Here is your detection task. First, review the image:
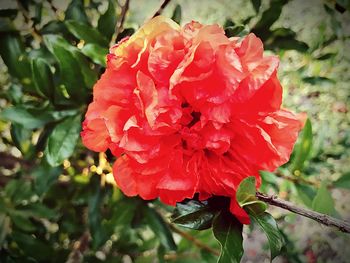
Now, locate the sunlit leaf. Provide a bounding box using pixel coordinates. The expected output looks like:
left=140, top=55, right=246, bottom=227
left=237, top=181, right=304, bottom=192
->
left=312, top=181, right=336, bottom=216
left=333, top=172, right=350, bottom=189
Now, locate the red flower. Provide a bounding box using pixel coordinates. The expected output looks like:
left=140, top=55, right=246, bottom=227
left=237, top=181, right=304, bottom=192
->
left=81, top=16, right=303, bottom=224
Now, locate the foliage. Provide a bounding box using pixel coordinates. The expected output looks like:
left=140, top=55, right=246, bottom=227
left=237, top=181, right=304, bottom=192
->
left=0, top=0, right=349, bottom=262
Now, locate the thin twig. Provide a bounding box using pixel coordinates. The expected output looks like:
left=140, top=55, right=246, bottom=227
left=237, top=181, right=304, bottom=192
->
left=152, top=0, right=172, bottom=18
left=169, top=224, right=220, bottom=256
left=115, top=0, right=130, bottom=37
left=256, top=192, right=350, bottom=233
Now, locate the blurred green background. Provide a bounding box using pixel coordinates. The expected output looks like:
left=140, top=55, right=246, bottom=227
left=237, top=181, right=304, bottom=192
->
left=0, top=0, right=349, bottom=262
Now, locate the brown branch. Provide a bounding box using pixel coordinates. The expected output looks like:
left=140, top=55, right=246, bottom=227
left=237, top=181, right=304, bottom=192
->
left=152, top=0, right=172, bottom=18
left=169, top=224, right=220, bottom=256
left=115, top=0, right=130, bottom=37
left=256, top=192, right=350, bottom=233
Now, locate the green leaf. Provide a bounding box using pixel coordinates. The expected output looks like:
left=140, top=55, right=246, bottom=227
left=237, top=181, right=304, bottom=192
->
left=81, top=43, right=107, bottom=66
left=65, top=20, right=109, bottom=47
left=236, top=176, right=256, bottom=206
left=1, top=106, right=55, bottom=129
left=333, top=172, right=350, bottom=189
left=97, top=0, right=117, bottom=40
left=116, top=27, right=135, bottom=42
left=9, top=212, right=36, bottom=232
left=251, top=0, right=290, bottom=41
left=302, top=76, right=335, bottom=85
left=32, top=162, right=62, bottom=196
left=45, top=114, right=81, bottom=166
left=312, top=181, right=335, bottom=216
left=171, top=4, right=182, bottom=24
left=243, top=200, right=267, bottom=215
left=31, top=57, right=55, bottom=101
left=295, top=184, right=316, bottom=208
left=251, top=0, right=261, bottom=13
left=0, top=33, right=32, bottom=86
left=315, top=52, right=336, bottom=60
left=291, top=119, right=313, bottom=173
left=250, top=212, right=284, bottom=260
left=213, top=211, right=243, bottom=263
left=10, top=123, right=32, bottom=154
left=44, top=34, right=96, bottom=102
left=171, top=200, right=217, bottom=230
left=143, top=206, right=177, bottom=251
left=0, top=214, right=10, bottom=246
left=65, top=0, right=89, bottom=24
left=224, top=25, right=246, bottom=37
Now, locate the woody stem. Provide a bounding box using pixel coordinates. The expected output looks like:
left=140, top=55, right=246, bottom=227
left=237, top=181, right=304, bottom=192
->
left=256, top=192, right=350, bottom=233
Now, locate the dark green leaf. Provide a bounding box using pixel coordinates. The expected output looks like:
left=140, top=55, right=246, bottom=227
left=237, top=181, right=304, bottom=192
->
left=41, top=20, right=70, bottom=36
left=32, top=162, right=62, bottom=196
left=0, top=33, right=32, bottom=86
left=252, top=0, right=289, bottom=39
left=312, top=182, right=335, bottom=215
left=302, top=76, right=335, bottom=85
left=213, top=211, right=243, bottom=263
left=291, top=119, right=313, bottom=173
left=65, top=20, right=109, bottom=47
left=10, top=123, right=32, bottom=154
left=0, top=9, right=18, bottom=19
left=44, top=34, right=95, bottom=102
left=250, top=212, right=284, bottom=260
left=9, top=213, right=36, bottom=232
left=144, top=206, right=177, bottom=251
left=31, top=57, right=55, bottom=101
left=97, top=0, right=117, bottom=40
left=65, top=0, right=89, bottom=24
left=333, top=172, right=350, bottom=189
left=224, top=25, right=246, bottom=37
left=81, top=43, right=107, bottom=66
left=315, top=52, right=336, bottom=60
left=0, top=17, right=16, bottom=32
left=171, top=4, right=182, bottom=24
left=236, top=176, right=256, bottom=206
left=1, top=106, right=55, bottom=129
left=243, top=200, right=267, bottom=215
left=12, top=231, right=53, bottom=261
left=32, top=3, right=42, bottom=25
left=45, top=114, right=81, bottom=166
left=251, top=0, right=261, bottom=13
left=171, top=200, right=216, bottom=230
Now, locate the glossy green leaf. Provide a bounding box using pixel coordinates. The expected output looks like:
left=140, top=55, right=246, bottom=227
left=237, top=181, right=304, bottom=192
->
left=65, top=20, right=109, bottom=47
left=250, top=212, right=284, bottom=260
left=81, top=43, right=107, bottom=66
left=144, top=206, right=177, bottom=251
left=291, top=119, right=313, bottom=173
left=333, top=172, right=350, bottom=189
left=171, top=200, right=216, bottom=230
left=65, top=0, right=89, bottom=24
left=31, top=57, right=55, bottom=101
left=312, top=181, right=335, bottom=215
left=44, top=34, right=95, bottom=102
left=213, top=211, right=243, bottom=263
left=45, top=114, right=81, bottom=166
left=97, top=0, right=117, bottom=40
left=243, top=200, right=268, bottom=215
left=171, top=4, right=182, bottom=24
left=9, top=212, right=36, bottom=232
left=236, top=176, right=256, bottom=206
